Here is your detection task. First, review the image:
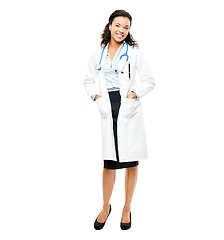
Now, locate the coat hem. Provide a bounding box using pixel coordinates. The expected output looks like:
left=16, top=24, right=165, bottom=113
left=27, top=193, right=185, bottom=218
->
left=103, top=157, right=148, bottom=163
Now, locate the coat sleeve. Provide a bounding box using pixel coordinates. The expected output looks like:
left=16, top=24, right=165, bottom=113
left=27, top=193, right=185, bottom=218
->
left=131, top=49, right=155, bottom=98
left=83, top=50, right=100, bottom=101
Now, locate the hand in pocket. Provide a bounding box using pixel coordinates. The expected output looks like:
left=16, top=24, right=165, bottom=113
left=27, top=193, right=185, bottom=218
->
left=96, top=97, right=108, bottom=119
left=122, top=98, right=139, bottom=118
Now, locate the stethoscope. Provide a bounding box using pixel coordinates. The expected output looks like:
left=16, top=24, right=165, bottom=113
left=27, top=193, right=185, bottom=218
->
left=95, top=41, right=129, bottom=71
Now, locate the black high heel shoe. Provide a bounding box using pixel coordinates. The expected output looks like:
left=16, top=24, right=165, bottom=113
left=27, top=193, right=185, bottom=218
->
left=120, top=212, right=131, bottom=230
left=94, top=205, right=112, bottom=230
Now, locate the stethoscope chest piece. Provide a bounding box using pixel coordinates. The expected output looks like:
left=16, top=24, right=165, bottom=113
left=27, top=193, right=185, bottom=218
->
left=95, top=64, right=101, bottom=70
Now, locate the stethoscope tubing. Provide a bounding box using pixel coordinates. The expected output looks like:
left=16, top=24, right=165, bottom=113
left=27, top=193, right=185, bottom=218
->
left=95, top=41, right=129, bottom=71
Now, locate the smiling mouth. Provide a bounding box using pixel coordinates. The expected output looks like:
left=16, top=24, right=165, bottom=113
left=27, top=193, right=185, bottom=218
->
left=116, top=33, right=124, bottom=38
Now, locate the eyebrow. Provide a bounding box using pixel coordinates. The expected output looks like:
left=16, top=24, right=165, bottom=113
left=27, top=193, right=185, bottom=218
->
left=115, top=23, right=130, bottom=27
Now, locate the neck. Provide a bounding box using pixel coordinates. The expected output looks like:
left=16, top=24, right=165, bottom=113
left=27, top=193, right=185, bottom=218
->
left=108, top=38, right=123, bottom=50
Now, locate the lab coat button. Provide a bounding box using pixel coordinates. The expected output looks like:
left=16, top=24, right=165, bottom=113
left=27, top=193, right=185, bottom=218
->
left=121, top=71, right=124, bottom=74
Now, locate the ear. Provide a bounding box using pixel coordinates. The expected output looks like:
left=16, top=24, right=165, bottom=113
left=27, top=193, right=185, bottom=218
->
left=109, top=24, right=112, bottom=31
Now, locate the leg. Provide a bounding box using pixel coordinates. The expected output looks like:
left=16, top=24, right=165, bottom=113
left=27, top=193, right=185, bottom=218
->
left=97, top=168, right=116, bottom=223
left=122, top=166, right=138, bottom=223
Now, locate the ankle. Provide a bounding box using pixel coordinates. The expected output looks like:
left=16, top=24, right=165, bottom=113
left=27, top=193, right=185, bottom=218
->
left=123, top=205, right=131, bottom=212
left=103, top=203, right=110, bottom=210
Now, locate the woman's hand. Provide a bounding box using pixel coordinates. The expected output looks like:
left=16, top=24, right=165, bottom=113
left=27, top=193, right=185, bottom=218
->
left=94, top=95, right=102, bottom=101
left=127, top=92, right=137, bottom=99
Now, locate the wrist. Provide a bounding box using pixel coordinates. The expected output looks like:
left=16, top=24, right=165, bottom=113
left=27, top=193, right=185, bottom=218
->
left=131, top=92, right=137, bottom=98
left=128, top=92, right=136, bottom=99
left=94, top=94, right=101, bottom=100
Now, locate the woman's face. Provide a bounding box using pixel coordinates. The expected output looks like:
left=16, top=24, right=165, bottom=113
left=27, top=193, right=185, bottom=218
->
left=109, top=16, right=131, bottom=43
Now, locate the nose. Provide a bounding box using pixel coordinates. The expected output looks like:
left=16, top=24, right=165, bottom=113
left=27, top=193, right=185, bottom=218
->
left=118, top=27, right=124, bottom=33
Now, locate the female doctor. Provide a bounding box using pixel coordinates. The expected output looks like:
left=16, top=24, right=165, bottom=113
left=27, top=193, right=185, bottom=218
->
left=83, top=10, right=155, bottom=230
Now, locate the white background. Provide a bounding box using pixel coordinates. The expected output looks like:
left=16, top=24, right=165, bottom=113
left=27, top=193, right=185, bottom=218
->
left=0, top=0, right=224, bottom=239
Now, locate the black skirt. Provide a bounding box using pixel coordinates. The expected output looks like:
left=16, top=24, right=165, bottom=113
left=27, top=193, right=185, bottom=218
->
left=104, top=91, right=139, bottom=170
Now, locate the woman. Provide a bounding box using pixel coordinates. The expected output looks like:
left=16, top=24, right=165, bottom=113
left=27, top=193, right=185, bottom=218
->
left=83, top=10, right=155, bottom=230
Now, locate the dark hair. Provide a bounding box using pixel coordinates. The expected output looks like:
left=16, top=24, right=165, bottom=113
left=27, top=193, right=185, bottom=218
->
left=100, top=10, right=138, bottom=48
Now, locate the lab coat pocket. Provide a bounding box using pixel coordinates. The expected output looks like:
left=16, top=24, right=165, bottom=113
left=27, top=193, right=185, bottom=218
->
left=96, top=97, right=108, bottom=119
left=122, top=97, right=139, bottom=119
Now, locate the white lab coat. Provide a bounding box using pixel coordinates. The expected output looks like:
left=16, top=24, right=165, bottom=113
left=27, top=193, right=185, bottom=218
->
left=83, top=43, right=155, bottom=162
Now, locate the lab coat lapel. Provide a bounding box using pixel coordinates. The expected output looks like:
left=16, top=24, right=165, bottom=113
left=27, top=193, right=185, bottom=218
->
left=98, top=44, right=109, bottom=98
